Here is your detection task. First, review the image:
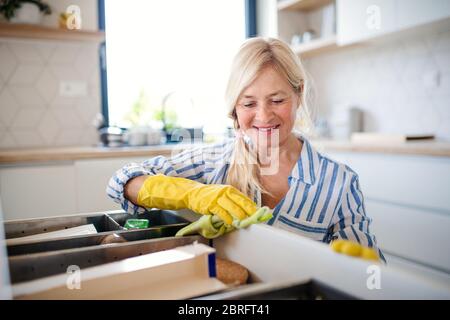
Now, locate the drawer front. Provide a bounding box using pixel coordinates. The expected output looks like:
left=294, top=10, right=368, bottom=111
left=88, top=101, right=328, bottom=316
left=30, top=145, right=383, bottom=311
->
left=324, top=152, right=450, bottom=212
left=366, top=199, right=450, bottom=272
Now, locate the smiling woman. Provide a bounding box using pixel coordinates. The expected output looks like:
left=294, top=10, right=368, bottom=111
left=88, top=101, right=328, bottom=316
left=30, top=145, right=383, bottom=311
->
left=107, top=37, right=386, bottom=263
left=104, top=0, right=246, bottom=137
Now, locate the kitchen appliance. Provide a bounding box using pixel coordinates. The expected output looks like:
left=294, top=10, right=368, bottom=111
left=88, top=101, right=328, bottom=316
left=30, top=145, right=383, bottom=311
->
left=329, top=105, right=363, bottom=139
left=98, top=126, right=127, bottom=147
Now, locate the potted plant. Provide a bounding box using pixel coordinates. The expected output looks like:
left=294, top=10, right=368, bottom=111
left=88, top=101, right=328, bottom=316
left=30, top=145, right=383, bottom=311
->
left=0, top=0, right=51, bottom=24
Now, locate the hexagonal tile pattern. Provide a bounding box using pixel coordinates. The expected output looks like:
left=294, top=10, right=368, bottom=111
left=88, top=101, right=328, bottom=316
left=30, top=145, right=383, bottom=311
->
left=75, top=97, right=101, bottom=126
left=8, top=41, right=44, bottom=64
left=8, top=85, right=46, bottom=107
left=0, top=43, right=17, bottom=82
left=74, top=45, right=98, bottom=79
left=49, top=43, right=81, bottom=65
left=9, top=64, right=44, bottom=85
left=35, top=69, right=58, bottom=104
left=0, top=38, right=101, bottom=148
left=51, top=105, right=84, bottom=128
left=37, top=110, right=60, bottom=145
left=34, top=42, right=56, bottom=63
left=54, top=128, right=83, bottom=146
left=10, top=128, right=44, bottom=148
left=11, top=107, right=45, bottom=129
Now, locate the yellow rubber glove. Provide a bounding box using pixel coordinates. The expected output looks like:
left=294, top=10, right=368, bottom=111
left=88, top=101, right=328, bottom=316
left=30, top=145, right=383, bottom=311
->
left=136, top=174, right=257, bottom=225
left=330, top=239, right=380, bottom=262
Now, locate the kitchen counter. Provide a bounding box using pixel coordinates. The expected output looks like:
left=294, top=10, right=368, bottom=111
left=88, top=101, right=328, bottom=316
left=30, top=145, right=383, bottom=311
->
left=311, top=139, right=450, bottom=158
left=0, top=143, right=203, bottom=164
left=1, top=139, right=450, bottom=164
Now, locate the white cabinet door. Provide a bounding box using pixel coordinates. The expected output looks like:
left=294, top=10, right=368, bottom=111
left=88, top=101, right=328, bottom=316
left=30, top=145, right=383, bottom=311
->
left=0, top=163, right=77, bottom=220
left=74, top=157, right=150, bottom=213
left=367, top=199, right=450, bottom=273
left=337, top=0, right=397, bottom=45
left=337, top=0, right=450, bottom=45
left=323, top=150, right=450, bottom=272
left=397, top=0, right=450, bottom=30
left=325, top=152, right=450, bottom=212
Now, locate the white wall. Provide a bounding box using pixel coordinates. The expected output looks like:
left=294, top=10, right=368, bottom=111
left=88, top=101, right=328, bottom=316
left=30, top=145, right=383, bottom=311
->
left=303, top=28, right=450, bottom=140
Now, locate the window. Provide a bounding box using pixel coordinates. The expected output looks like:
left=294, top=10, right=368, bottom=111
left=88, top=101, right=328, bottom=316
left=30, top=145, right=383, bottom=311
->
left=103, top=0, right=249, bottom=140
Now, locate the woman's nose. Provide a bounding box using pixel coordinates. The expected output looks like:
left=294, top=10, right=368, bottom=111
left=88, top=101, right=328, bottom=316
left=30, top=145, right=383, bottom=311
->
left=255, top=105, right=275, bottom=123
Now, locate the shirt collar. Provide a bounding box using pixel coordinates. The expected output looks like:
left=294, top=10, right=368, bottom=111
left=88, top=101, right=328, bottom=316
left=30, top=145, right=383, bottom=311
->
left=290, top=134, right=321, bottom=185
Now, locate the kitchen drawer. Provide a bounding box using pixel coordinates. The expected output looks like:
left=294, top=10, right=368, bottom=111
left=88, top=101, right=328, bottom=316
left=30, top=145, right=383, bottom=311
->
left=325, top=152, right=450, bottom=212
left=0, top=163, right=77, bottom=220
left=74, top=157, right=150, bottom=213
left=366, top=199, right=450, bottom=273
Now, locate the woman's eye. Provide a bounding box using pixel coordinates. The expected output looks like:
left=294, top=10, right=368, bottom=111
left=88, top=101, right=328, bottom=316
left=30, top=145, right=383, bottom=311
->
left=243, top=103, right=255, bottom=108
left=272, top=99, right=284, bottom=104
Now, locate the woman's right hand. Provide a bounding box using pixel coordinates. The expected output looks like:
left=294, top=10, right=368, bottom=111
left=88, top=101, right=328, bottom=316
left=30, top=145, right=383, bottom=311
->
left=135, top=174, right=257, bottom=225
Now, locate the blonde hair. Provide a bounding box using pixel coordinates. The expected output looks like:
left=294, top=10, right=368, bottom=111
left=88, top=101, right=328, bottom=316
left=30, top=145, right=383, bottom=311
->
left=225, top=37, right=314, bottom=198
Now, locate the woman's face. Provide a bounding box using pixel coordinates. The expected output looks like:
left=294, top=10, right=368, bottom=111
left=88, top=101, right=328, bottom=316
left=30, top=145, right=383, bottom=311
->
left=235, top=65, right=299, bottom=148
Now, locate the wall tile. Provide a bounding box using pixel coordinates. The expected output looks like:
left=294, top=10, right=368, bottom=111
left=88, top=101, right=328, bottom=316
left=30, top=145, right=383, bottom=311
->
left=10, top=129, right=44, bottom=148
left=54, top=129, right=83, bottom=146
left=37, top=110, right=60, bottom=145
left=8, top=64, right=44, bottom=85
left=0, top=87, right=20, bottom=126
left=75, top=97, right=100, bottom=126
left=10, top=107, right=46, bottom=129
left=0, top=44, right=17, bottom=82
left=8, top=85, right=46, bottom=107
left=51, top=105, right=84, bottom=128
left=8, top=42, right=44, bottom=64
left=35, top=43, right=56, bottom=63
left=35, top=69, right=58, bottom=104
left=0, top=39, right=101, bottom=149
left=49, top=43, right=81, bottom=65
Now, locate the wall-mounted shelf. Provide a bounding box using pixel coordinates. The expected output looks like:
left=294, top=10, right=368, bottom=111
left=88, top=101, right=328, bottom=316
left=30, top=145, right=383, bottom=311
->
left=277, top=0, right=333, bottom=12
left=292, top=35, right=337, bottom=58
left=0, top=23, right=105, bottom=42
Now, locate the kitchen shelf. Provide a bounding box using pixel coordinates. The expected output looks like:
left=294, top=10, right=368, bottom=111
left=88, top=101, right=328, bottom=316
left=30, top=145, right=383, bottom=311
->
left=0, top=22, right=105, bottom=42
left=277, top=0, right=333, bottom=12
left=292, top=35, right=337, bottom=58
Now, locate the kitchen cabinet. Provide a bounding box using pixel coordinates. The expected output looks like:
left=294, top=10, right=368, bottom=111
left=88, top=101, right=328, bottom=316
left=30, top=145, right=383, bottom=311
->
left=336, top=0, right=450, bottom=45
left=276, top=0, right=338, bottom=57
left=0, top=163, right=77, bottom=220
left=324, top=151, right=450, bottom=274
left=74, top=157, right=149, bottom=213
left=0, top=156, right=151, bottom=220
left=397, top=0, right=450, bottom=30
left=366, top=199, right=450, bottom=273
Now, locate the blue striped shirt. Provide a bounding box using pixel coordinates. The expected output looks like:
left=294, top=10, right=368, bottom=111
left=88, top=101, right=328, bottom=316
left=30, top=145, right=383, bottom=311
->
left=107, top=135, right=385, bottom=262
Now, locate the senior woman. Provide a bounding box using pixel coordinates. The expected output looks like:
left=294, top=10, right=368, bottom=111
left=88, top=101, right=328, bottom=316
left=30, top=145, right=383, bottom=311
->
left=107, top=37, right=385, bottom=261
